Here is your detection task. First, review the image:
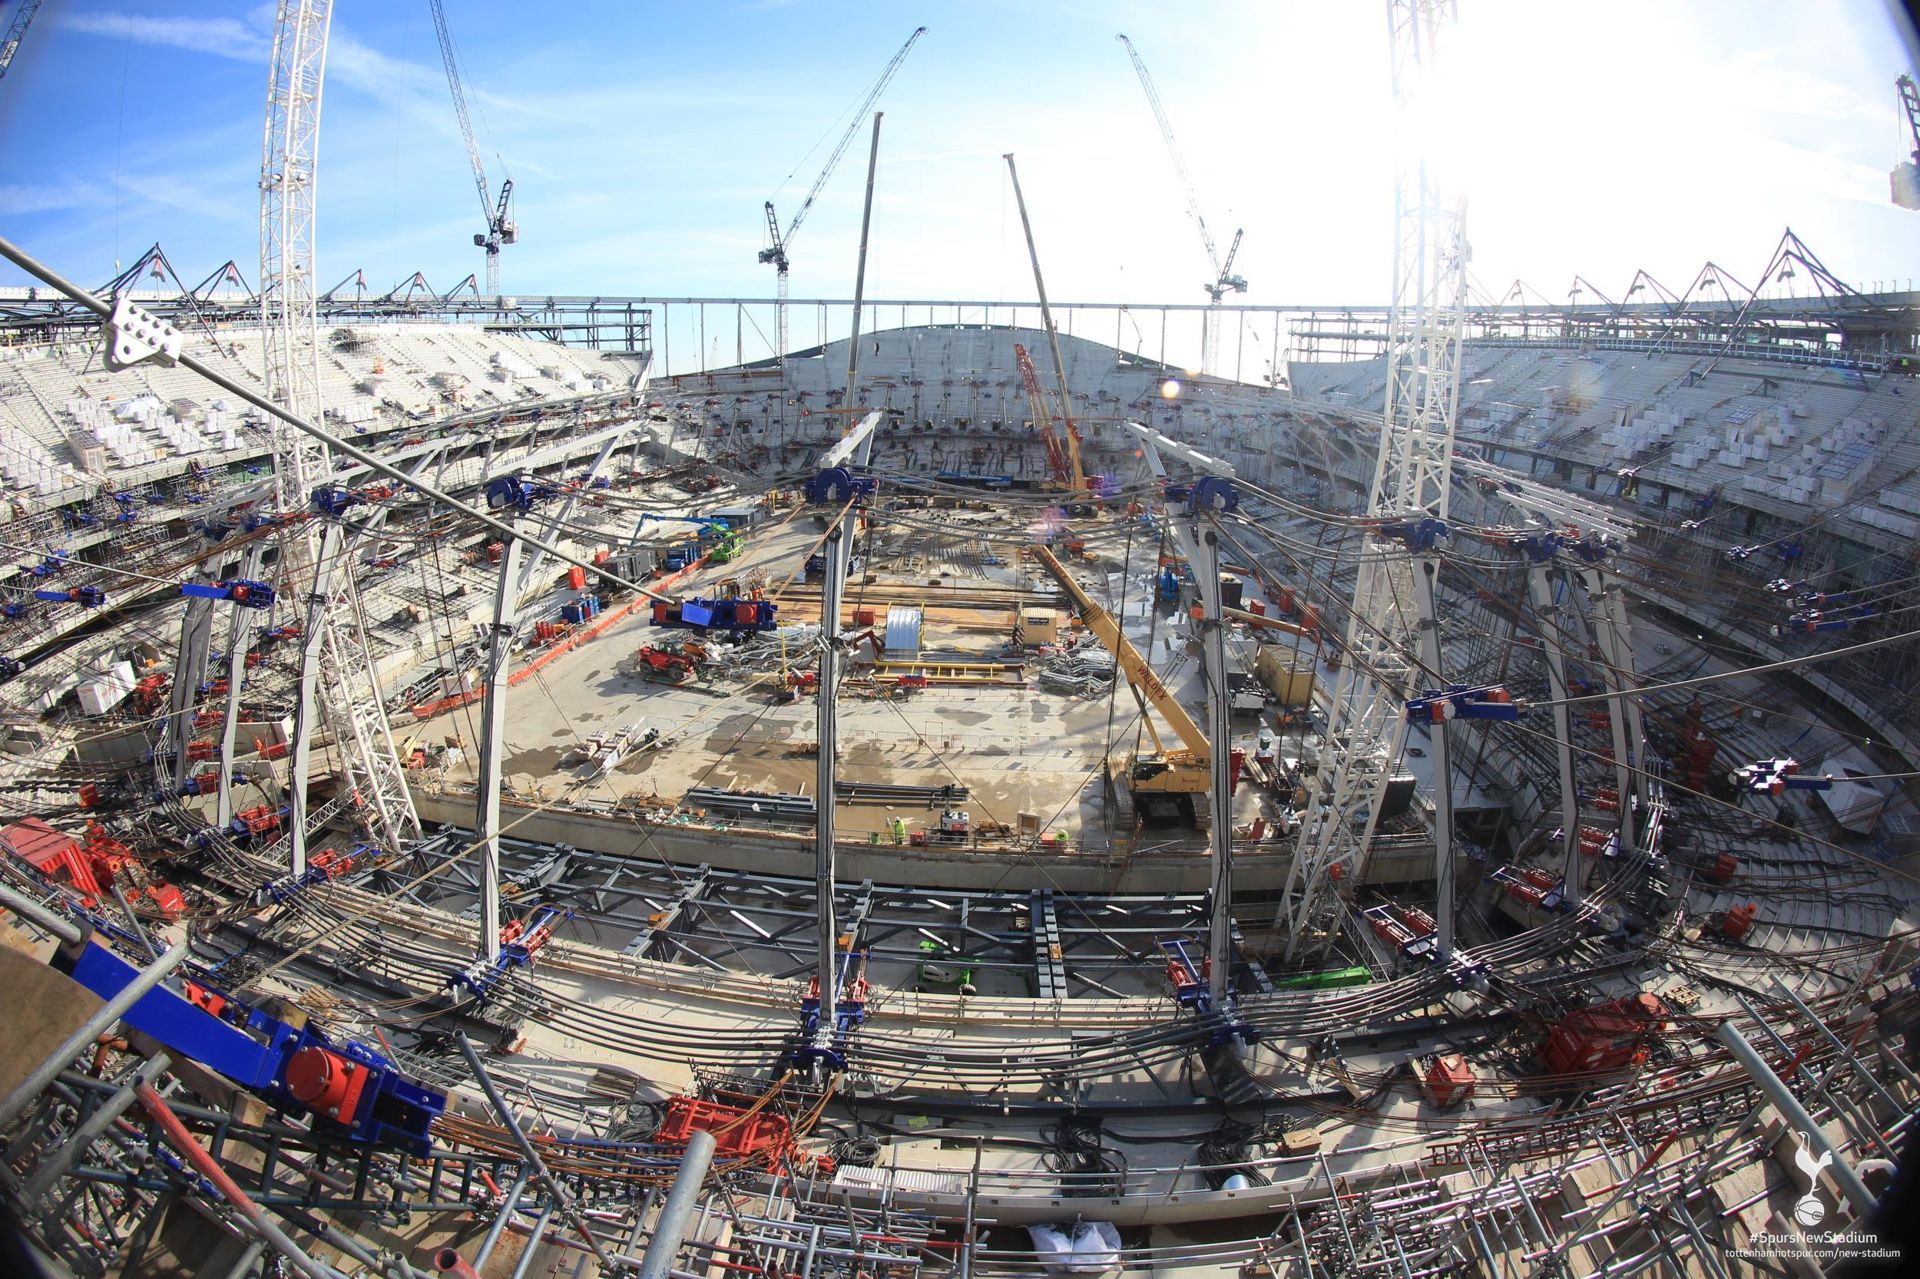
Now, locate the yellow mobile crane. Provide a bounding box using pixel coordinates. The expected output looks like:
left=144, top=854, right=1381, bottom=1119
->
left=1029, top=544, right=1210, bottom=813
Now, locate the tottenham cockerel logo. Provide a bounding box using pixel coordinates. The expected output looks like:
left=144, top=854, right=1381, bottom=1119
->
left=1793, top=1130, right=1833, bottom=1228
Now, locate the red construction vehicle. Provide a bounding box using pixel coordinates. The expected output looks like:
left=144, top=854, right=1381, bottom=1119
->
left=634, top=643, right=705, bottom=685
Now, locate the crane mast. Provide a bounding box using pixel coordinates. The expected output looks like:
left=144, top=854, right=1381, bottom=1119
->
left=430, top=0, right=517, bottom=297
left=759, top=26, right=925, bottom=367
left=259, top=0, right=420, bottom=865
left=1116, top=32, right=1247, bottom=377
left=1277, top=0, right=1469, bottom=961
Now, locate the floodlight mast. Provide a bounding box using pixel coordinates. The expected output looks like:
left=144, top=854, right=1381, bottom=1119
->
left=1117, top=33, right=1248, bottom=376
left=430, top=0, right=517, bottom=297
left=760, top=26, right=926, bottom=367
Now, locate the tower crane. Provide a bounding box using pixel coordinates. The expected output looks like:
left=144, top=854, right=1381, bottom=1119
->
left=429, top=0, right=517, bottom=297
left=1892, top=74, right=1920, bottom=211
left=1277, top=0, right=1469, bottom=963
left=0, top=0, right=45, bottom=87
left=256, top=0, right=420, bottom=864
left=759, top=26, right=925, bottom=367
left=1116, top=32, right=1247, bottom=377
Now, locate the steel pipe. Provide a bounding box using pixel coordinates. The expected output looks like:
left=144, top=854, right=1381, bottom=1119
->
left=21, top=1052, right=172, bottom=1202
left=1713, top=1019, right=1879, bottom=1217
left=136, top=1083, right=344, bottom=1279
left=636, top=1129, right=718, bottom=1279
left=454, top=1033, right=613, bottom=1271
left=0, top=882, right=84, bottom=945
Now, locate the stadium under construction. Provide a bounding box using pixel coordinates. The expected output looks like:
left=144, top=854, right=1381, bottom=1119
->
left=2, top=3, right=1920, bottom=1278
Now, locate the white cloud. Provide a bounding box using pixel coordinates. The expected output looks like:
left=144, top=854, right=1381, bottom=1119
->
left=0, top=180, right=111, bottom=216
left=54, top=12, right=269, bottom=62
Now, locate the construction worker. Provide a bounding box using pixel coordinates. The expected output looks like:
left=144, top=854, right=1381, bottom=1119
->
left=890, top=816, right=907, bottom=846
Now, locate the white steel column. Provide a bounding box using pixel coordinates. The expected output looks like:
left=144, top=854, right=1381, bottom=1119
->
left=1573, top=564, right=1639, bottom=859
left=286, top=521, right=345, bottom=877
left=213, top=546, right=267, bottom=827
left=1410, top=553, right=1456, bottom=957
left=473, top=534, right=524, bottom=963
left=162, top=581, right=218, bottom=783
left=1525, top=559, right=1584, bottom=905
left=1194, top=526, right=1235, bottom=1000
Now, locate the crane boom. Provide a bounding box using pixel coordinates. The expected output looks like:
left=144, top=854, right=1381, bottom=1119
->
left=429, top=0, right=516, bottom=295
left=1901, top=74, right=1920, bottom=162
left=1895, top=75, right=1920, bottom=211
left=1030, top=545, right=1210, bottom=762
left=1117, top=33, right=1247, bottom=375
left=759, top=26, right=924, bottom=368
left=1117, top=32, right=1222, bottom=277
left=429, top=0, right=489, bottom=222
left=776, top=26, right=926, bottom=250
left=0, top=0, right=44, bottom=85
left=1002, top=155, right=1089, bottom=495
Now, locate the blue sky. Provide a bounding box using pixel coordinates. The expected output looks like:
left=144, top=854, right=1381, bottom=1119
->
left=2, top=1, right=1917, bottom=321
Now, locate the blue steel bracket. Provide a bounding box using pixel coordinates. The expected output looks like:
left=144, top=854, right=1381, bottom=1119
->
left=1378, top=517, right=1449, bottom=552
left=1568, top=533, right=1616, bottom=565
left=804, top=466, right=877, bottom=506
left=53, top=940, right=445, bottom=1155
left=791, top=949, right=870, bottom=1073
left=1406, top=685, right=1526, bottom=723
left=832, top=948, right=870, bottom=1041
left=1773, top=606, right=1876, bottom=636
left=484, top=473, right=552, bottom=514
left=1731, top=757, right=1833, bottom=794
left=1516, top=532, right=1564, bottom=563
left=311, top=485, right=366, bottom=518
left=34, top=586, right=106, bottom=607
left=180, top=579, right=277, bottom=609
left=1210, top=996, right=1260, bottom=1048
left=448, top=905, right=575, bottom=1001
left=1160, top=938, right=1258, bottom=1045
left=161, top=770, right=250, bottom=800
left=1167, top=472, right=1244, bottom=514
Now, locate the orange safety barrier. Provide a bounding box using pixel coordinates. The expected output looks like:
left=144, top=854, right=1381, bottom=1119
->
left=412, top=562, right=705, bottom=713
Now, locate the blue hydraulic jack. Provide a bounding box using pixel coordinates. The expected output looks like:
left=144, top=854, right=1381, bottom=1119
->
left=1159, top=937, right=1258, bottom=1047
left=792, top=948, right=870, bottom=1074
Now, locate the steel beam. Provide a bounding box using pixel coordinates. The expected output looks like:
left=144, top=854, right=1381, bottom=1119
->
left=1526, top=561, right=1584, bottom=905
left=473, top=533, right=525, bottom=962
left=214, top=545, right=266, bottom=827
left=1713, top=1018, right=1878, bottom=1218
